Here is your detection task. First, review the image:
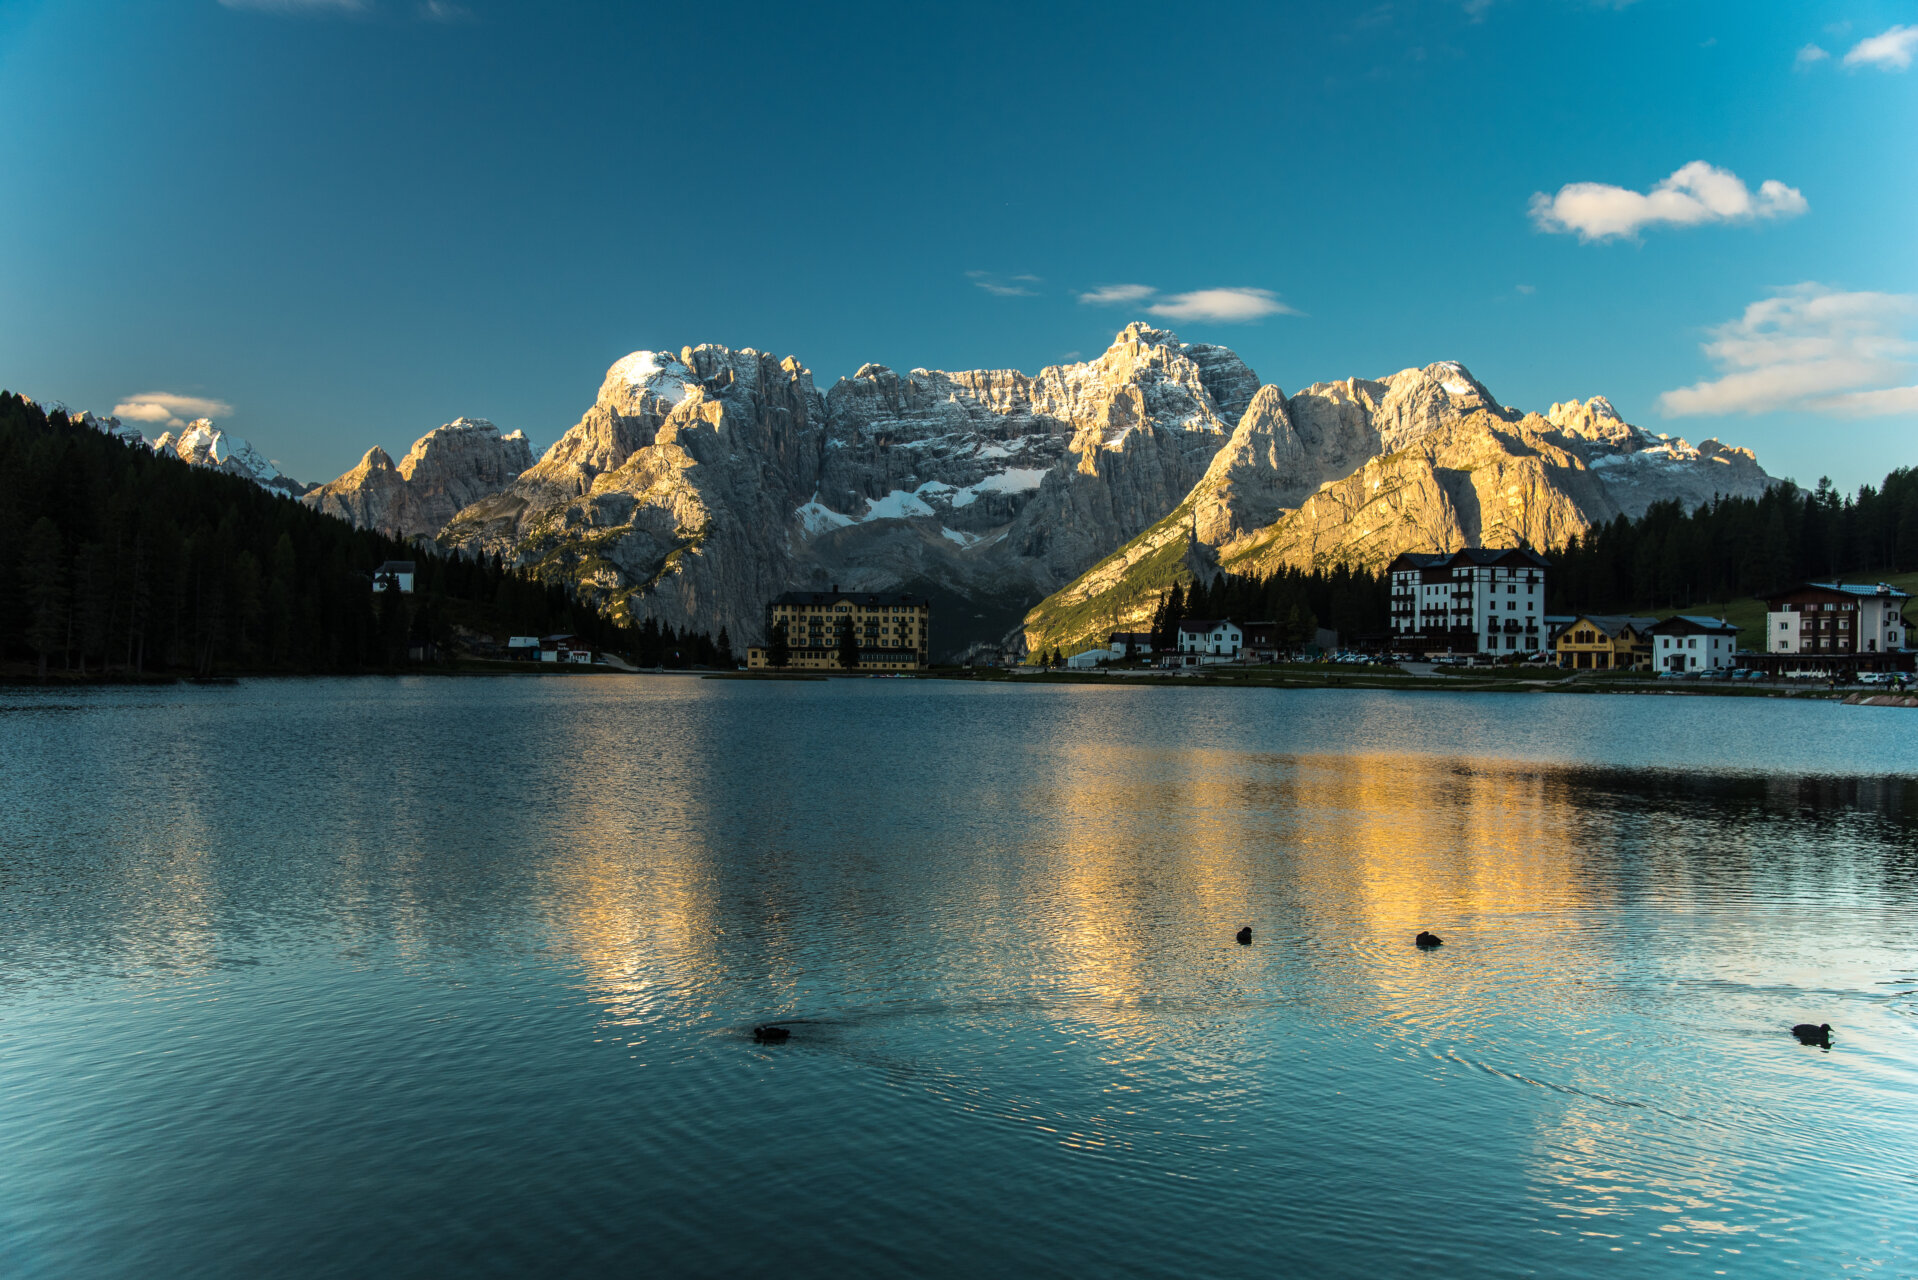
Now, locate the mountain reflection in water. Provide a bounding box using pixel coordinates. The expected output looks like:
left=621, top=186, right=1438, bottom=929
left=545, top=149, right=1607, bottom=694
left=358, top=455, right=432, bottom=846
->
left=2, top=679, right=1915, bottom=1278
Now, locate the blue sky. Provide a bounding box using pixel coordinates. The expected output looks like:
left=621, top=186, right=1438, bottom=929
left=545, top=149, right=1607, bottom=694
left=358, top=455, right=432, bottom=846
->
left=1, top=0, right=1913, bottom=490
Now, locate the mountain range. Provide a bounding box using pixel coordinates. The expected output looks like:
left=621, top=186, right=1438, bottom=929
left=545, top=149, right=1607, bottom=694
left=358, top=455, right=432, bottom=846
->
left=86, top=325, right=1777, bottom=658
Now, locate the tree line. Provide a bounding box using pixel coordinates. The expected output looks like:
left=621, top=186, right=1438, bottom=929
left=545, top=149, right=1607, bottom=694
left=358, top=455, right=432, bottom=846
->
left=0, top=392, right=730, bottom=677
left=1549, top=469, right=1918, bottom=613
left=1033, top=564, right=1390, bottom=664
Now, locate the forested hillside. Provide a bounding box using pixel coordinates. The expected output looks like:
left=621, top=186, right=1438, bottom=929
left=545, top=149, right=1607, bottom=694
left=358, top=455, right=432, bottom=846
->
left=0, top=393, right=728, bottom=678
left=1549, top=470, right=1918, bottom=613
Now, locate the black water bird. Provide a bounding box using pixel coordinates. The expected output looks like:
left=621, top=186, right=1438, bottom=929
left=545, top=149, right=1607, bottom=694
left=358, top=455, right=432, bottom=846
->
left=1415, top=931, right=1443, bottom=948
left=753, top=1024, right=791, bottom=1044
left=1236, top=926, right=1253, bottom=946
left=1791, top=1022, right=1832, bottom=1047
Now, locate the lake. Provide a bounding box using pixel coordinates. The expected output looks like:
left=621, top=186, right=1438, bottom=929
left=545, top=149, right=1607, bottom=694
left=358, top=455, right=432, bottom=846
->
left=3, top=677, right=1916, bottom=1277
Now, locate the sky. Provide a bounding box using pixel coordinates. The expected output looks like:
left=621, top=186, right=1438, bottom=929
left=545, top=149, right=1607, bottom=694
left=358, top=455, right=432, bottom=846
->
left=1, top=0, right=1914, bottom=491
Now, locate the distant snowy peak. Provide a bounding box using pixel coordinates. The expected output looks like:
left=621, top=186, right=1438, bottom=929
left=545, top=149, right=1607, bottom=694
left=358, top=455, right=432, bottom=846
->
left=150, top=418, right=305, bottom=493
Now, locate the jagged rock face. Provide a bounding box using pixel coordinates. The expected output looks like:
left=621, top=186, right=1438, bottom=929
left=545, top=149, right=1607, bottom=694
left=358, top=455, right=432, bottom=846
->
left=1022, top=362, right=1776, bottom=656
left=438, top=325, right=1258, bottom=652
left=1541, top=397, right=1770, bottom=516
left=151, top=419, right=306, bottom=494
left=298, top=327, right=1772, bottom=661
left=303, top=418, right=532, bottom=541
left=1220, top=412, right=1616, bottom=576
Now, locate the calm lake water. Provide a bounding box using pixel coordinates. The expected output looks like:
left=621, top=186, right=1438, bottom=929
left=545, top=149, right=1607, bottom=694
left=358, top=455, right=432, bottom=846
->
left=3, top=677, right=1916, bottom=1278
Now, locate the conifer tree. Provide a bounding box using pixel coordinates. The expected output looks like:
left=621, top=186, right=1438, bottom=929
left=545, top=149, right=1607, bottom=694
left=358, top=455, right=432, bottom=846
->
left=837, top=615, right=861, bottom=669
left=21, top=518, right=66, bottom=680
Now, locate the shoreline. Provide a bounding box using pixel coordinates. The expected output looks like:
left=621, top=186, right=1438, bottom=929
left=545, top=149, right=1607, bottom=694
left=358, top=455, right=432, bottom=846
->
left=1, top=662, right=1895, bottom=703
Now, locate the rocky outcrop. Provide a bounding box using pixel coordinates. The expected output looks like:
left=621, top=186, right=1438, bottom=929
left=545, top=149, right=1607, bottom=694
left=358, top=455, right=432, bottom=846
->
left=303, top=418, right=533, bottom=541
left=1218, top=411, right=1615, bottom=576
left=152, top=419, right=307, bottom=495
left=437, top=325, right=1257, bottom=653
left=1021, top=363, right=1776, bottom=656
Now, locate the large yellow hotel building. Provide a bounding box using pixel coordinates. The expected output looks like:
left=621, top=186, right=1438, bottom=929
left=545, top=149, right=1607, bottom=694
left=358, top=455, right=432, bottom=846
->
left=746, top=589, right=932, bottom=671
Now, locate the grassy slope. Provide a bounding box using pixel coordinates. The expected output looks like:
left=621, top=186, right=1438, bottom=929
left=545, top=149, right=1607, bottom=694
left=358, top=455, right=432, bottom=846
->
left=1020, top=504, right=1193, bottom=656
left=1633, top=569, right=1918, bottom=650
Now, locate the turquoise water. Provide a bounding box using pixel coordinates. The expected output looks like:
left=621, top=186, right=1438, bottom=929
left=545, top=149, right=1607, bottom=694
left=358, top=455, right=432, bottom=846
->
left=3, top=678, right=1916, bottom=1277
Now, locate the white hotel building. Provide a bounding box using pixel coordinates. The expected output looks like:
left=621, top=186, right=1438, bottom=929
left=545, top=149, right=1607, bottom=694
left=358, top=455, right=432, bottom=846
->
left=1387, top=548, right=1551, bottom=655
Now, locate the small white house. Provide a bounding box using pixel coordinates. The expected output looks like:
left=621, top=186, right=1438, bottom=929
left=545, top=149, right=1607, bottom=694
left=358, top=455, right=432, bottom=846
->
left=371, top=560, right=416, bottom=594
left=506, top=636, right=541, bottom=661
left=1176, top=618, right=1243, bottom=665
left=1647, top=615, right=1739, bottom=671
left=1065, top=647, right=1107, bottom=669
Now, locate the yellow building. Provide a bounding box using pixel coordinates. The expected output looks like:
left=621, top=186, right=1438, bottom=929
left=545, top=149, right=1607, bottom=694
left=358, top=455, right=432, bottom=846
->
left=746, top=590, right=931, bottom=671
left=1552, top=614, right=1657, bottom=670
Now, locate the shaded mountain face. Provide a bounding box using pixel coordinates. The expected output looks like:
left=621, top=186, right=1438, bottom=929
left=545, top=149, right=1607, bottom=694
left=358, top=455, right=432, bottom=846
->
left=302, top=418, right=533, bottom=541
left=436, top=324, right=1257, bottom=653
left=1021, top=368, right=1773, bottom=657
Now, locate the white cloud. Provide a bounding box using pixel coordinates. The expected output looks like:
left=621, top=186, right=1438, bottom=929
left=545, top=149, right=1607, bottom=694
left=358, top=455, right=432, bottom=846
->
left=1658, top=284, right=1918, bottom=418
left=1146, top=287, right=1297, bottom=323
left=1530, top=161, right=1807, bottom=241
left=1075, top=283, right=1298, bottom=323
left=112, top=392, right=233, bottom=428
left=1515, top=283, right=1536, bottom=295
left=1077, top=284, right=1156, bottom=306
left=1795, top=43, right=1831, bottom=67
left=967, top=270, right=1038, bottom=297
left=1844, top=24, right=1918, bottom=70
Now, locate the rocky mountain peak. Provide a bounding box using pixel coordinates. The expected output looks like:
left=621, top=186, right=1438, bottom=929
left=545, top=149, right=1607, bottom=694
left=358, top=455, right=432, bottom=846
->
left=304, top=416, right=536, bottom=541
left=1371, top=362, right=1511, bottom=451
left=1547, top=396, right=1640, bottom=449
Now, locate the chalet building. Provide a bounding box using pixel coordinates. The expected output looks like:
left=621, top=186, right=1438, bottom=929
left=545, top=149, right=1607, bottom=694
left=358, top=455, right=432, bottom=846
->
left=1387, top=548, right=1550, bottom=655
left=746, top=588, right=931, bottom=671
left=1238, top=620, right=1282, bottom=661
left=1552, top=615, right=1657, bottom=670
left=1742, top=581, right=1915, bottom=676
left=1106, top=632, right=1155, bottom=659
left=1177, top=619, right=1243, bottom=665
left=1647, top=615, right=1739, bottom=672
left=371, top=560, right=416, bottom=594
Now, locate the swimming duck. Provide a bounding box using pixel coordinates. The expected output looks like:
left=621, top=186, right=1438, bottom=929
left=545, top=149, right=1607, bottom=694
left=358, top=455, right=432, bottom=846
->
left=1791, top=1023, right=1832, bottom=1047
left=753, top=1024, right=791, bottom=1044
left=1415, top=931, right=1443, bottom=948
left=1236, top=926, right=1253, bottom=945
